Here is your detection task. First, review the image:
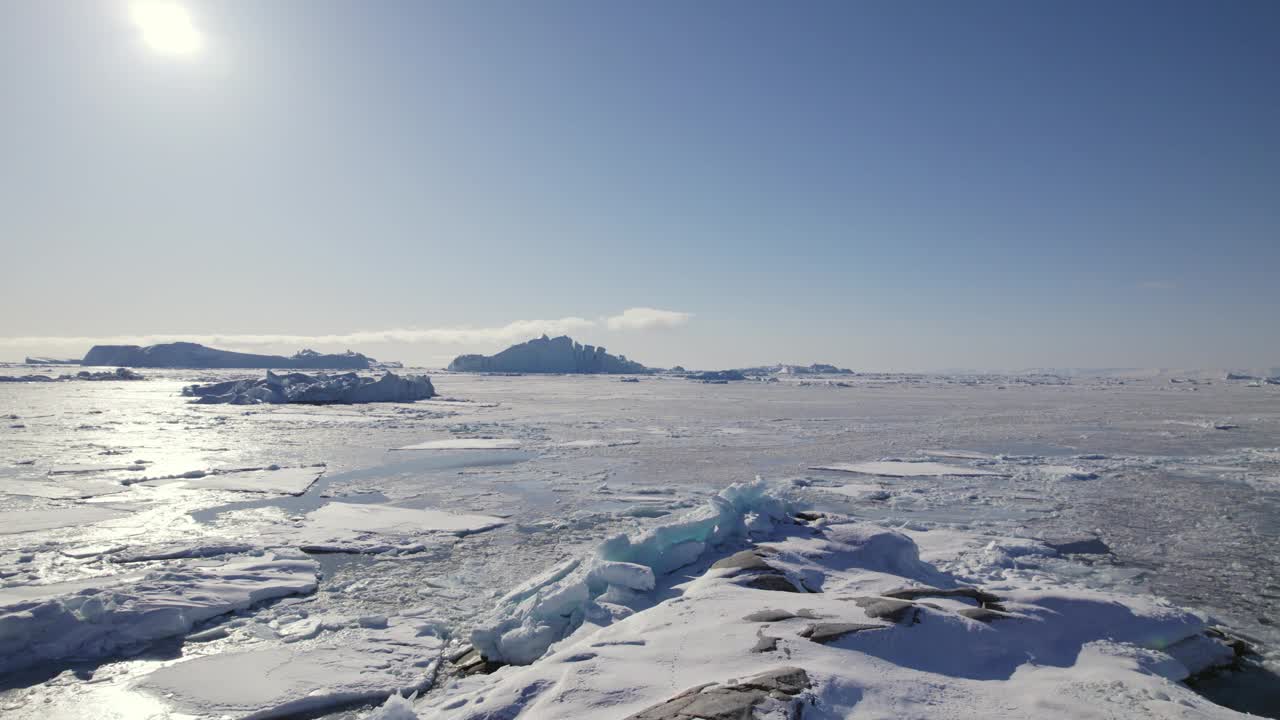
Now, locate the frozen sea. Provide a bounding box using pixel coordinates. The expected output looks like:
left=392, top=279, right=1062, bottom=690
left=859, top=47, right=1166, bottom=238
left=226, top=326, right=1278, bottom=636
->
left=1, top=367, right=1278, bottom=718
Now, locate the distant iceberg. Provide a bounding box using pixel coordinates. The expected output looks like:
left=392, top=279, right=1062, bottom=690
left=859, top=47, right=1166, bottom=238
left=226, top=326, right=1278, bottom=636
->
left=182, top=371, right=435, bottom=404
left=448, top=335, right=648, bottom=374
left=24, top=356, right=79, bottom=365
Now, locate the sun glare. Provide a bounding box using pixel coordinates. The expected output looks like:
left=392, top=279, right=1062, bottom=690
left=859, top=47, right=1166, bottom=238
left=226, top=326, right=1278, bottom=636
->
left=129, top=1, right=202, bottom=55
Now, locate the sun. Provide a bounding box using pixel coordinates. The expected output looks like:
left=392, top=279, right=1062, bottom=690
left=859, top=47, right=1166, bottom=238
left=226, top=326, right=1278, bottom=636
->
left=129, top=1, right=203, bottom=56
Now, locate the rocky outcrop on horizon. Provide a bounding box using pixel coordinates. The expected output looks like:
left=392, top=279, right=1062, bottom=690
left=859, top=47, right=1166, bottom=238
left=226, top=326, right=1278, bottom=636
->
left=448, top=335, right=648, bottom=374
left=82, top=342, right=374, bottom=370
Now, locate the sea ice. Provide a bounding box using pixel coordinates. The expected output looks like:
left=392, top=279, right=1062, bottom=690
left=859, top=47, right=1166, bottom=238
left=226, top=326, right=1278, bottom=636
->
left=921, top=449, right=998, bottom=460
left=394, top=438, right=522, bottom=450
left=554, top=439, right=640, bottom=448
left=810, top=460, right=1004, bottom=477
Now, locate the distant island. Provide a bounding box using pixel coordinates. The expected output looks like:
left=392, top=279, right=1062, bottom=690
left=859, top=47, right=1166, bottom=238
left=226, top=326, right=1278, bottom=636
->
left=448, top=335, right=648, bottom=374
left=81, top=342, right=375, bottom=370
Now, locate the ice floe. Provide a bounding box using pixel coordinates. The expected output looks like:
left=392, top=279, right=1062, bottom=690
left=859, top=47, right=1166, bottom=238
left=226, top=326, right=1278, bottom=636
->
left=157, top=466, right=325, bottom=495
left=288, top=503, right=508, bottom=554
left=0, top=505, right=132, bottom=535
left=183, top=371, right=435, bottom=405
left=138, top=618, right=444, bottom=719
left=0, top=477, right=127, bottom=499
left=0, top=552, right=317, bottom=674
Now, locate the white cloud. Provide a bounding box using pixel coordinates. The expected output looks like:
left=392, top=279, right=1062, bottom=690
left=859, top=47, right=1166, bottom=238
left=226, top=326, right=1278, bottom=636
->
left=605, top=307, right=692, bottom=331
left=0, top=317, right=596, bottom=349
left=0, top=308, right=693, bottom=350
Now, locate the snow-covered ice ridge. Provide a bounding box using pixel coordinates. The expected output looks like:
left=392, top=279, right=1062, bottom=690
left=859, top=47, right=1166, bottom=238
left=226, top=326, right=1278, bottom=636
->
left=401, top=481, right=1249, bottom=719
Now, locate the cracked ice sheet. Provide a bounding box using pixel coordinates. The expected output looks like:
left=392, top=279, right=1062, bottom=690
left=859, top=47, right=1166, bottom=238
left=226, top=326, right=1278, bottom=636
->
left=820, top=482, right=888, bottom=498
left=137, top=619, right=444, bottom=720
left=811, top=460, right=1004, bottom=477
left=554, top=439, right=641, bottom=448
left=0, top=552, right=318, bottom=674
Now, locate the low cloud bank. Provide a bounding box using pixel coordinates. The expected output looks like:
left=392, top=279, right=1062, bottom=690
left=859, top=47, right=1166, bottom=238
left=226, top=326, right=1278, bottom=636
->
left=0, top=308, right=691, bottom=350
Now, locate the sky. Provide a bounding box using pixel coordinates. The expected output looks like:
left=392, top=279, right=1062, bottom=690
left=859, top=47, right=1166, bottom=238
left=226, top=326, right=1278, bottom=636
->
left=1, top=1, right=1277, bottom=371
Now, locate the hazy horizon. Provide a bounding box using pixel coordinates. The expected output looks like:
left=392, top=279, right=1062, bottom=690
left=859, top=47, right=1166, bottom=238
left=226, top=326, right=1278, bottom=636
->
left=3, top=2, right=1278, bottom=370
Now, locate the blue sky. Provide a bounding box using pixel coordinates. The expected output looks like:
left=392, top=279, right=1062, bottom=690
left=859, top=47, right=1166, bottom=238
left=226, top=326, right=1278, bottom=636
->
left=2, top=1, right=1277, bottom=370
